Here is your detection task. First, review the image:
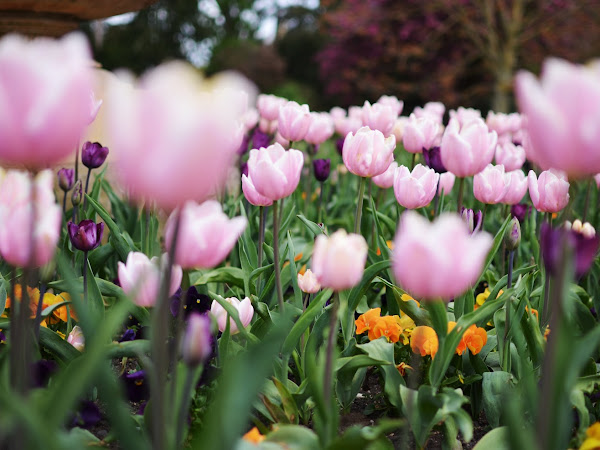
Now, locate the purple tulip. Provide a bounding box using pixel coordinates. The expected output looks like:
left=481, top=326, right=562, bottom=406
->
left=422, top=146, right=446, bottom=173
left=461, top=207, right=483, bottom=234
left=252, top=129, right=271, bottom=149
left=81, top=141, right=109, bottom=169
left=313, top=158, right=331, bottom=182
left=71, top=180, right=83, bottom=206
left=541, top=223, right=600, bottom=279
left=511, top=203, right=531, bottom=223
left=237, top=133, right=250, bottom=155
left=68, top=220, right=104, bottom=252
left=240, top=162, right=249, bottom=178
left=57, top=168, right=75, bottom=192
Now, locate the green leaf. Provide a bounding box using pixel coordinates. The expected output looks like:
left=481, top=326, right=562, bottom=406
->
left=482, top=371, right=515, bottom=428
left=478, top=214, right=511, bottom=285
left=472, top=427, right=510, bottom=450
left=85, top=194, right=134, bottom=260
left=264, top=425, right=320, bottom=449
left=357, top=339, right=404, bottom=408
left=297, top=214, right=325, bottom=237
left=39, top=327, right=81, bottom=363
left=192, top=267, right=246, bottom=289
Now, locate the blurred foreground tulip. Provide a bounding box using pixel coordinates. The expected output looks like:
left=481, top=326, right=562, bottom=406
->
left=0, top=33, right=94, bottom=168
left=311, top=229, right=368, bottom=291
left=165, top=200, right=246, bottom=270
left=182, top=313, right=213, bottom=366
left=393, top=211, right=492, bottom=300
left=515, top=58, right=600, bottom=178
left=118, top=252, right=182, bottom=308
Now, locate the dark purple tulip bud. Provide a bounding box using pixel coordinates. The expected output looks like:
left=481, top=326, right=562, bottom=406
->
left=240, top=162, right=249, bottom=178
left=541, top=223, right=600, bottom=279
left=336, top=138, right=345, bottom=156
left=313, top=158, right=331, bottom=182
left=57, top=168, right=75, bottom=192
left=67, top=220, right=104, bottom=251
left=511, top=203, right=531, bottom=223
left=81, top=141, right=109, bottom=169
left=460, top=207, right=483, bottom=234
left=252, top=129, right=271, bottom=149
left=506, top=217, right=521, bottom=251
left=422, top=146, right=446, bottom=173
left=71, top=180, right=82, bottom=206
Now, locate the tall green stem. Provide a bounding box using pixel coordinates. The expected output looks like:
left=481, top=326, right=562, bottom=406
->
left=175, top=367, right=196, bottom=447
left=457, top=177, right=465, bottom=212
left=323, top=293, right=340, bottom=442
left=354, top=177, right=367, bottom=234
left=502, top=250, right=515, bottom=372
left=583, top=178, right=593, bottom=222
left=273, top=200, right=284, bottom=311
left=257, top=206, right=266, bottom=295
left=83, top=167, right=92, bottom=212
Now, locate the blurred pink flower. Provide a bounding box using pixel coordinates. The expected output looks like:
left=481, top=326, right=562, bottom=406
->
left=118, top=252, right=182, bottom=308
left=277, top=101, right=311, bottom=142
left=372, top=161, right=398, bottom=189
left=0, top=170, right=61, bottom=267
left=515, top=58, right=600, bottom=177
left=257, top=94, right=286, bottom=121
left=528, top=169, right=570, bottom=213
left=402, top=115, right=440, bottom=154
left=413, top=102, right=445, bottom=124
left=182, top=313, right=212, bottom=366
left=376, top=95, right=404, bottom=115
left=247, top=143, right=304, bottom=200
left=449, top=107, right=482, bottom=126
left=595, top=173, right=600, bottom=189
left=361, top=101, right=397, bottom=136
left=438, top=172, right=456, bottom=195
left=210, top=297, right=254, bottom=334
left=440, top=117, right=497, bottom=178
left=305, top=112, right=334, bottom=145
left=106, top=62, right=243, bottom=210
left=495, top=141, right=526, bottom=171
left=165, top=200, right=247, bottom=269
left=67, top=326, right=85, bottom=352
left=0, top=33, right=94, bottom=168
left=392, top=211, right=493, bottom=301
left=311, top=229, right=368, bottom=291
left=342, top=126, right=396, bottom=178
left=486, top=111, right=522, bottom=137
left=393, top=164, right=439, bottom=209
left=473, top=164, right=509, bottom=205
left=87, top=91, right=103, bottom=125
left=501, top=170, right=528, bottom=205
left=297, top=269, right=321, bottom=294
left=241, top=174, right=273, bottom=206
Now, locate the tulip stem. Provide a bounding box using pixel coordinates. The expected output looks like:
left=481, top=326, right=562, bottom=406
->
left=83, top=167, right=92, bottom=212
left=583, top=178, right=593, bottom=223
left=257, top=206, right=266, bottom=295
left=273, top=200, right=284, bottom=311
left=410, top=153, right=416, bottom=171
left=175, top=366, right=196, bottom=448
left=507, top=250, right=515, bottom=290
left=317, top=182, right=325, bottom=223
left=457, top=177, right=465, bottom=212
left=502, top=251, right=515, bottom=372
left=354, top=177, right=367, bottom=234
left=34, top=283, right=47, bottom=343
left=323, top=292, right=340, bottom=443
left=62, top=191, right=68, bottom=218
left=83, top=251, right=88, bottom=303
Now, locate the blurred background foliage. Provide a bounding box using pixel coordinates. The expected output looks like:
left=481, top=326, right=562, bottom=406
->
left=83, top=0, right=600, bottom=112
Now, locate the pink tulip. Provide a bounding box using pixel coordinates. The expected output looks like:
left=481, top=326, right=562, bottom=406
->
left=329, top=106, right=346, bottom=122
left=342, top=126, right=396, bottom=178
left=297, top=269, right=321, bottom=294
left=495, top=141, right=526, bottom=171
left=473, top=164, right=509, bottom=205
left=449, top=107, right=482, bottom=126
left=0, top=170, right=61, bottom=268
left=440, top=117, right=497, bottom=178
left=67, top=326, right=85, bottom=352
left=106, top=62, right=243, bottom=210
left=277, top=101, right=311, bottom=142
left=259, top=118, right=277, bottom=134
left=528, top=169, right=570, bottom=213
left=391, top=117, right=409, bottom=142
left=257, top=94, right=286, bottom=121
left=372, top=161, right=398, bottom=189
left=486, top=111, right=522, bottom=138
left=118, top=252, right=183, bottom=308
left=392, top=211, right=493, bottom=300
left=595, top=173, right=600, bottom=189
left=393, top=164, right=440, bottom=209
left=438, top=172, right=456, bottom=195
left=0, top=33, right=94, bottom=168
left=413, top=102, right=445, bottom=123
left=402, top=115, right=440, bottom=153
left=241, top=108, right=259, bottom=132
left=247, top=143, right=304, bottom=200
left=182, top=313, right=213, bottom=366
left=305, top=112, right=334, bottom=145
left=501, top=170, right=528, bottom=205
left=241, top=174, right=273, bottom=206
left=312, top=229, right=368, bottom=291
left=274, top=132, right=290, bottom=148
left=361, top=101, right=397, bottom=136
left=515, top=58, right=600, bottom=177
left=335, top=115, right=363, bottom=138
left=210, top=297, right=254, bottom=334
left=165, top=200, right=247, bottom=269
left=376, top=95, right=404, bottom=115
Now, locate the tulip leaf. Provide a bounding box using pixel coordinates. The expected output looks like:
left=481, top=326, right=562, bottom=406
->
left=86, top=258, right=105, bottom=321
left=191, top=267, right=246, bottom=289
left=264, top=425, right=320, bottom=448
left=40, top=300, right=71, bottom=318
left=356, top=339, right=404, bottom=408
left=482, top=371, right=515, bottom=428
left=0, top=283, right=6, bottom=317
left=297, top=214, right=325, bottom=237
left=472, top=427, right=510, bottom=450
left=39, top=326, right=81, bottom=363
left=85, top=194, right=134, bottom=261
left=286, top=232, right=303, bottom=308
left=478, top=214, right=511, bottom=285
left=105, top=339, right=151, bottom=359
left=208, top=291, right=260, bottom=344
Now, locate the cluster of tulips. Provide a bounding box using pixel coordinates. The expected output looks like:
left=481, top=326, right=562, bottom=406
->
left=1, top=29, right=600, bottom=450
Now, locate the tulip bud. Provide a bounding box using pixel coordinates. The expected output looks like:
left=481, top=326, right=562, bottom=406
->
left=182, top=313, right=213, bottom=367
left=67, top=220, right=104, bottom=252
left=81, top=141, right=109, bottom=169
left=313, top=159, right=331, bottom=182
left=57, top=168, right=75, bottom=192
left=460, top=207, right=483, bottom=234
left=67, top=326, right=85, bottom=352
left=506, top=217, right=521, bottom=251
left=422, top=146, right=446, bottom=173
left=71, top=180, right=82, bottom=206
left=297, top=269, right=321, bottom=294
